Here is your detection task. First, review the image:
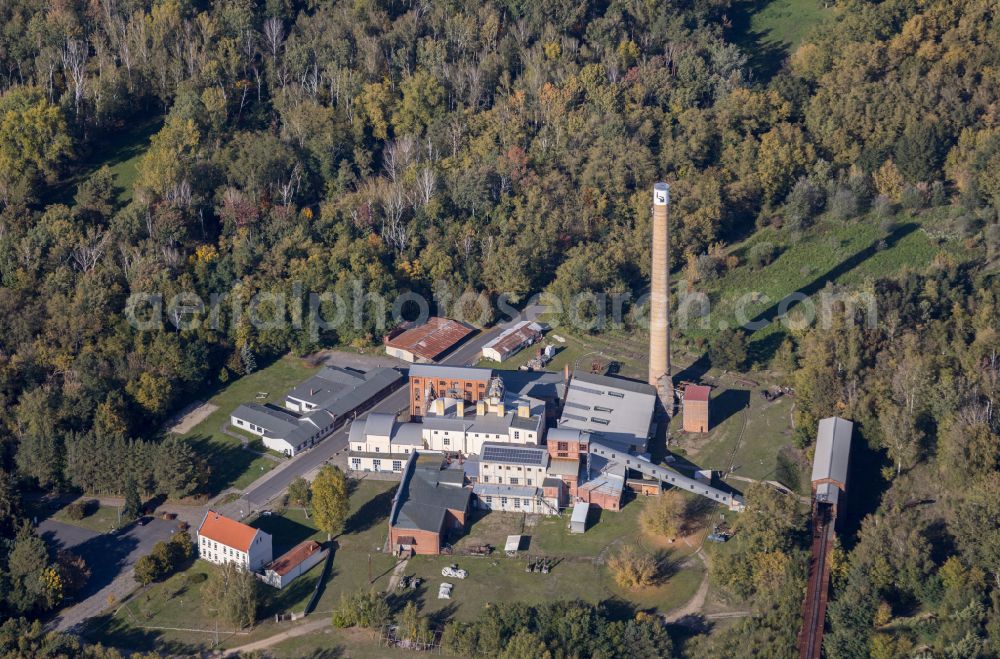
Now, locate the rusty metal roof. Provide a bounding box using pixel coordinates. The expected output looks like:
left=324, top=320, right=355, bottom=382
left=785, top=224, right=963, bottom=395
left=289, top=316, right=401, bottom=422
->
left=384, top=317, right=473, bottom=361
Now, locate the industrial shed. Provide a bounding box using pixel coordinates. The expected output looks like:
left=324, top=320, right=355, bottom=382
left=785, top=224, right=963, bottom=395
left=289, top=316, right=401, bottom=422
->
left=811, top=416, right=853, bottom=498
left=384, top=317, right=473, bottom=363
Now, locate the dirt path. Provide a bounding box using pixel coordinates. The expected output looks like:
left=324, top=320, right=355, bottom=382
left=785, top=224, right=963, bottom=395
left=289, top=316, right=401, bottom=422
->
left=387, top=557, right=410, bottom=590
left=220, top=617, right=330, bottom=657
left=166, top=402, right=218, bottom=435
left=664, top=546, right=710, bottom=623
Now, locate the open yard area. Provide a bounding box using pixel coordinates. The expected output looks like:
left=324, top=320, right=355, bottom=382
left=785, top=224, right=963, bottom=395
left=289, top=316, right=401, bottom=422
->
left=175, top=355, right=319, bottom=496
left=50, top=502, right=124, bottom=534
left=82, top=479, right=400, bottom=654
left=670, top=374, right=807, bottom=492
left=82, top=480, right=712, bottom=655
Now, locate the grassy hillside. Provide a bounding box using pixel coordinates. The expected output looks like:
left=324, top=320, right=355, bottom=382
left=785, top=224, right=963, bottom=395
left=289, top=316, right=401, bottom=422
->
left=678, top=206, right=974, bottom=363
left=729, top=0, right=833, bottom=79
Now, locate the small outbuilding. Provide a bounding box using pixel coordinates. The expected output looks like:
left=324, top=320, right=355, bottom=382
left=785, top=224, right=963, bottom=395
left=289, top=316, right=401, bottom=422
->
left=505, top=535, right=522, bottom=556
left=682, top=385, right=711, bottom=433
left=261, top=540, right=327, bottom=589
left=570, top=501, right=590, bottom=534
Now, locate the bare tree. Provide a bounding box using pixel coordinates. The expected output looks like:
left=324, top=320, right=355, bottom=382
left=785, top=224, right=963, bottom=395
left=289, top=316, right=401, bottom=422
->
left=70, top=228, right=112, bottom=273
left=383, top=136, right=416, bottom=184
left=414, top=166, right=436, bottom=207
left=61, top=39, right=89, bottom=117
left=263, top=17, right=284, bottom=68
left=380, top=183, right=409, bottom=252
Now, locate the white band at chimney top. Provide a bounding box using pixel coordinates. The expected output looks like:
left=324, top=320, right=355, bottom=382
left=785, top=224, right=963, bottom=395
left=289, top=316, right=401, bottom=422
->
left=653, top=182, right=670, bottom=206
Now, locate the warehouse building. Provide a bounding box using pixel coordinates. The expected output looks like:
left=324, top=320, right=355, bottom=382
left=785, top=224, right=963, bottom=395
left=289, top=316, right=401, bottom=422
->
left=558, top=371, right=656, bottom=453
left=480, top=320, right=545, bottom=362
left=811, top=416, right=854, bottom=511
left=384, top=317, right=473, bottom=363
left=231, top=365, right=402, bottom=456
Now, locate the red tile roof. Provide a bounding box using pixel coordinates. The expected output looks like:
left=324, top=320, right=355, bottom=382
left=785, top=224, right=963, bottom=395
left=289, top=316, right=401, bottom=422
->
left=198, top=511, right=259, bottom=552
left=266, top=540, right=324, bottom=576
left=685, top=385, right=711, bottom=402
left=384, top=317, right=473, bottom=361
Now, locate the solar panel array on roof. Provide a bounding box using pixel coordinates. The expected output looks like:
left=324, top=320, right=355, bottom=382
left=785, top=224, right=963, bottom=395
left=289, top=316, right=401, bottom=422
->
left=480, top=443, right=547, bottom=466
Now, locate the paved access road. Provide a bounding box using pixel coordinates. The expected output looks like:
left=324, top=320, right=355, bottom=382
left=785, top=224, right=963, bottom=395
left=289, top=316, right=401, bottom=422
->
left=40, top=517, right=178, bottom=632
left=229, top=303, right=547, bottom=516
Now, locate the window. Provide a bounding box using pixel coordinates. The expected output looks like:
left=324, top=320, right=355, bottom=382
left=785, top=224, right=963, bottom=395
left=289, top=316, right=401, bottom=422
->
left=527, top=479, right=533, bottom=485
left=510, top=478, right=519, bottom=485
left=485, top=496, right=492, bottom=504
left=374, top=447, right=380, bottom=452
left=443, top=437, right=451, bottom=446
left=513, top=431, right=520, bottom=440
left=608, top=391, right=625, bottom=398
left=594, top=405, right=613, bottom=413
left=590, top=417, right=610, bottom=425
left=500, top=497, right=508, bottom=507
left=557, top=442, right=568, bottom=451
left=392, top=460, right=402, bottom=471
left=373, top=459, right=382, bottom=471
left=513, top=498, right=521, bottom=508
left=482, top=476, right=489, bottom=483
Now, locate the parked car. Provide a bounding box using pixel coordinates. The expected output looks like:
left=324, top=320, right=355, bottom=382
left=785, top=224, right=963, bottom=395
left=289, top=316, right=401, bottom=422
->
left=441, top=565, right=467, bottom=579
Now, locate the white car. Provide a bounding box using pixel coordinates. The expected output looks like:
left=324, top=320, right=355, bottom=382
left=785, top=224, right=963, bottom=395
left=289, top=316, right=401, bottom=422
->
left=438, top=583, right=453, bottom=599
left=441, top=565, right=468, bottom=579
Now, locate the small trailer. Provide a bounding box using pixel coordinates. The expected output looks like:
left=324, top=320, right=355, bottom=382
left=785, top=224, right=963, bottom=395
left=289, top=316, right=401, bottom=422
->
left=505, top=535, right=522, bottom=557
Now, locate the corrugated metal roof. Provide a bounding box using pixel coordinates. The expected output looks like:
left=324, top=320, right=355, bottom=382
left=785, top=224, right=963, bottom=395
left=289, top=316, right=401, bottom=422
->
left=481, top=321, right=544, bottom=360
left=385, top=317, right=474, bottom=361
left=811, top=417, right=853, bottom=487
left=265, top=540, right=324, bottom=576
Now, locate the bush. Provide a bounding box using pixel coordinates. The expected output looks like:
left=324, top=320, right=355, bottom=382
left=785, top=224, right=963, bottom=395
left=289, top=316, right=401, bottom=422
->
left=747, top=241, right=777, bottom=269
left=641, top=491, right=684, bottom=540
left=607, top=545, right=658, bottom=590
left=708, top=329, right=748, bottom=371
left=186, top=572, right=207, bottom=586
left=828, top=187, right=859, bottom=220
left=873, top=194, right=895, bottom=221
left=782, top=177, right=824, bottom=230
left=899, top=185, right=925, bottom=209
left=332, top=589, right=389, bottom=631
left=64, top=502, right=87, bottom=520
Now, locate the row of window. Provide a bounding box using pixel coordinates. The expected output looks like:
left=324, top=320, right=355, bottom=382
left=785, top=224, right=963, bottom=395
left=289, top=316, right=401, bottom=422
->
left=481, top=476, right=533, bottom=486
left=350, top=457, right=404, bottom=472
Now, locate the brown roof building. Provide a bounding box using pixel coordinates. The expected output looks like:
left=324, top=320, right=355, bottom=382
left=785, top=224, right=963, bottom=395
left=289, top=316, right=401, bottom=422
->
left=262, top=540, right=327, bottom=589
left=384, top=317, right=474, bottom=363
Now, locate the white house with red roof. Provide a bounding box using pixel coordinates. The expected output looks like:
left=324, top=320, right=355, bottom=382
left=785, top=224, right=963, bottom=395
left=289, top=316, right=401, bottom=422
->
left=197, top=511, right=273, bottom=572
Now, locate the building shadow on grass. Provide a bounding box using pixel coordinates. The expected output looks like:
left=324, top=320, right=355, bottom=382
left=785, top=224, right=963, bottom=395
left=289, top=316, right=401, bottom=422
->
left=343, top=486, right=397, bottom=535
left=186, top=434, right=262, bottom=497
left=710, top=389, right=750, bottom=428
left=251, top=514, right=317, bottom=555
left=81, top=612, right=204, bottom=656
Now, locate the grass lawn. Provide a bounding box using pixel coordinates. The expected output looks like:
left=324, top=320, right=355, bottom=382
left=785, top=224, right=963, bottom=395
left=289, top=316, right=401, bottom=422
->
left=684, top=211, right=971, bottom=363
left=51, top=503, right=124, bottom=534
left=83, top=479, right=400, bottom=654
left=728, top=0, right=833, bottom=79
left=177, top=355, right=319, bottom=496
left=670, top=374, right=806, bottom=491
left=83, top=481, right=707, bottom=654
left=52, top=114, right=162, bottom=206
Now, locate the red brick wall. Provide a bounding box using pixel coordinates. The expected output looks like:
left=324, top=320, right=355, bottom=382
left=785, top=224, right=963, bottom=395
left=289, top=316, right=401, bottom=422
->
left=389, top=527, right=441, bottom=555
left=682, top=400, right=709, bottom=433
left=409, top=376, right=489, bottom=416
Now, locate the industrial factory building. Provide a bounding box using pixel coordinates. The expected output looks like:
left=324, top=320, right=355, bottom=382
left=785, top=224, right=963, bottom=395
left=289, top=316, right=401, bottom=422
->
left=408, top=363, right=493, bottom=417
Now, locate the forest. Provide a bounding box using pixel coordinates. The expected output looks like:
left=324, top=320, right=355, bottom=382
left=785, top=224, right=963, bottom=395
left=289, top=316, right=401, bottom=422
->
left=0, top=0, right=997, bottom=656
